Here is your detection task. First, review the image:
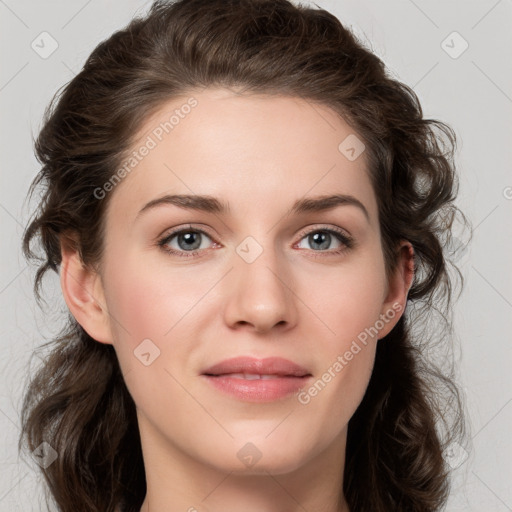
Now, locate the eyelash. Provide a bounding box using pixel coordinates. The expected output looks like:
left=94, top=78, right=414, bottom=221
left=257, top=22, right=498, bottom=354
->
left=157, top=224, right=355, bottom=259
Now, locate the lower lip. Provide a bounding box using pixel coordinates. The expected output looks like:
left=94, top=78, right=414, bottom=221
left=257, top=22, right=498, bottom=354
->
left=202, top=375, right=311, bottom=402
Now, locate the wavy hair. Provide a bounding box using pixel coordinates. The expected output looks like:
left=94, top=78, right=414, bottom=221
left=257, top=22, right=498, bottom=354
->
left=19, top=0, right=471, bottom=510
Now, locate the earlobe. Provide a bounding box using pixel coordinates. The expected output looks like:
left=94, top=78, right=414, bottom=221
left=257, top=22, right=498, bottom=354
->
left=378, top=241, right=415, bottom=339
left=59, top=235, right=113, bottom=345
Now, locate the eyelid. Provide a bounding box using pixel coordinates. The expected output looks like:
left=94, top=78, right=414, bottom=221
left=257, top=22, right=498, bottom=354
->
left=157, top=222, right=212, bottom=239
left=294, top=224, right=352, bottom=243
left=157, top=224, right=217, bottom=247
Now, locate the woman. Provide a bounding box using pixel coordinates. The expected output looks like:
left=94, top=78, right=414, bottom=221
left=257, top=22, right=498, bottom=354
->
left=19, top=0, right=470, bottom=510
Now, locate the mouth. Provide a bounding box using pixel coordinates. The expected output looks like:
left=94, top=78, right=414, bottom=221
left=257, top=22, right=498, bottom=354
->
left=206, top=373, right=304, bottom=380
left=202, top=355, right=311, bottom=377
left=201, top=356, right=312, bottom=402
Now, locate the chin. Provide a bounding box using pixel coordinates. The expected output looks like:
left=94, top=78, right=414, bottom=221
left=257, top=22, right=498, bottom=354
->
left=217, top=454, right=308, bottom=476
left=199, top=435, right=313, bottom=476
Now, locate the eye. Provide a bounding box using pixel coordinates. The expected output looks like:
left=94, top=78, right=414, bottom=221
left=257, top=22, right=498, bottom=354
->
left=158, top=225, right=216, bottom=257
left=295, top=227, right=354, bottom=256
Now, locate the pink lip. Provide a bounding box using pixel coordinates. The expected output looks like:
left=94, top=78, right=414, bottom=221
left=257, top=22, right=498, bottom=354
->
left=202, top=356, right=310, bottom=377
left=201, top=356, right=312, bottom=402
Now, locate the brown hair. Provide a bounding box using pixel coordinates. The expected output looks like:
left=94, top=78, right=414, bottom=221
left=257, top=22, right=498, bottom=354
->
left=19, top=0, right=471, bottom=510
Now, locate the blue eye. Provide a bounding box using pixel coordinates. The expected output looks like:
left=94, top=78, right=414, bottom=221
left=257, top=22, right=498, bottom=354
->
left=295, top=229, right=353, bottom=253
left=157, top=225, right=354, bottom=258
left=158, top=226, right=214, bottom=257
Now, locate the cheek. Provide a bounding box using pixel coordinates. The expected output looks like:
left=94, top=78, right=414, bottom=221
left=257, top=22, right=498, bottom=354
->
left=307, top=255, right=387, bottom=343
left=101, top=257, right=200, bottom=418
left=297, top=286, right=380, bottom=444
left=102, top=254, right=209, bottom=345
left=298, top=255, right=385, bottom=408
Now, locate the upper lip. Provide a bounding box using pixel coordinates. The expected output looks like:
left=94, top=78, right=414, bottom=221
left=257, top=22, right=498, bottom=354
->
left=202, top=356, right=311, bottom=377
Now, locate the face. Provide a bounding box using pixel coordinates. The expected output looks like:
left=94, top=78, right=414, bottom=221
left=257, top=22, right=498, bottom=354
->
left=69, top=88, right=411, bottom=479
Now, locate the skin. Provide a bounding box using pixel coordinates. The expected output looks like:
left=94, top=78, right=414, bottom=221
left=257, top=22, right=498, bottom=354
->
left=60, top=88, right=414, bottom=512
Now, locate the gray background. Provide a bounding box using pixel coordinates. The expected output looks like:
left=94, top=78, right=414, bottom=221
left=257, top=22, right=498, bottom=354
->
left=1, top=0, right=511, bottom=510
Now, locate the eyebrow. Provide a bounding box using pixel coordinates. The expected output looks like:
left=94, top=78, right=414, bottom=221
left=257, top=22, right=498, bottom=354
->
left=136, top=193, right=370, bottom=222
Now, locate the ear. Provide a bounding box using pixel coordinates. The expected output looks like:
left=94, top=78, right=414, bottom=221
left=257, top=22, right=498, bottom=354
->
left=59, top=234, right=113, bottom=344
left=377, top=240, right=415, bottom=340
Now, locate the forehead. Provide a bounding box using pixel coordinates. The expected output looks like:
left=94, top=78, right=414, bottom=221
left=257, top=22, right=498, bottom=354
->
left=105, top=88, right=377, bottom=226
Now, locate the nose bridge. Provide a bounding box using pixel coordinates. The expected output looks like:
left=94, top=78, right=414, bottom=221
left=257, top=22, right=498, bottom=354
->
left=223, top=233, right=297, bottom=332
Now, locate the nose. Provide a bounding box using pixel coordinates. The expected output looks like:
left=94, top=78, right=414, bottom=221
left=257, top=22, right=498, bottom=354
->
left=222, top=243, right=298, bottom=334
